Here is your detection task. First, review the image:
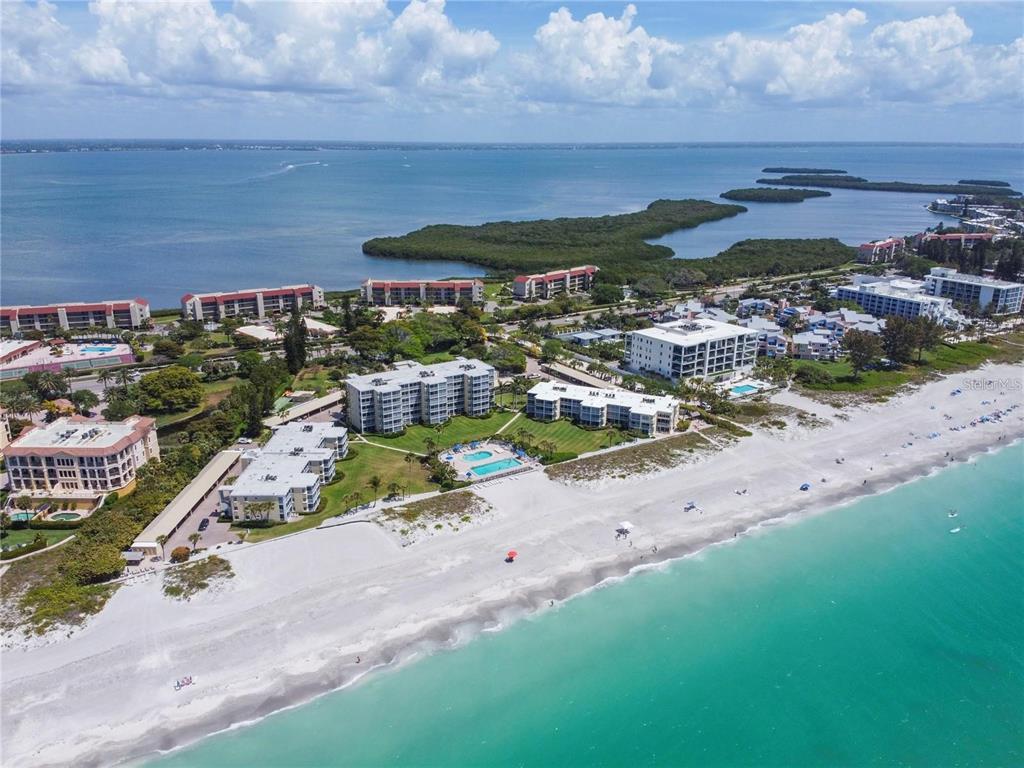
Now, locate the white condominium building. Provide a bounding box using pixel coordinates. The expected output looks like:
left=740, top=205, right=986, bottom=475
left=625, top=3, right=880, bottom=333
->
left=527, top=381, right=679, bottom=437
left=223, top=422, right=348, bottom=523
left=180, top=284, right=325, bottom=322
left=623, top=319, right=758, bottom=382
left=833, top=276, right=960, bottom=324
left=3, top=415, right=159, bottom=494
left=924, top=267, right=1023, bottom=314
left=346, top=358, right=496, bottom=434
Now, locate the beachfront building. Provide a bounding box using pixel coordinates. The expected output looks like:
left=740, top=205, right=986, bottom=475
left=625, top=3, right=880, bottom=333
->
left=790, top=329, right=842, bottom=361
left=623, top=319, right=758, bottom=382
left=740, top=316, right=788, bottom=358
left=833, top=276, right=961, bottom=325
left=526, top=381, right=679, bottom=437
left=512, top=266, right=598, bottom=300
left=180, top=284, right=325, bottom=322
left=221, top=422, right=348, bottom=523
left=3, top=415, right=158, bottom=495
left=361, top=279, right=483, bottom=306
left=857, top=237, right=905, bottom=264
left=0, top=298, right=151, bottom=334
left=923, top=267, right=1023, bottom=315
left=346, top=358, right=495, bottom=434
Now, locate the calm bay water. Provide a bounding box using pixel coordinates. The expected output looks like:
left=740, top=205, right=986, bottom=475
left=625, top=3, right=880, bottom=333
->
left=3, top=143, right=1021, bottom=307
left=155, top=443, right=1024, bottom=768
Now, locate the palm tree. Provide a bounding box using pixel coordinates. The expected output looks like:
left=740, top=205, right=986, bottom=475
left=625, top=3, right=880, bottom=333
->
left=404, top=452, right=416, bottom=480
left=188, top=532, right=202, bottom=551
left=387, top=481, right=401, bottom=500
left=424, top=437, right=438, bottom=456
left=367, top=475, right=382, bottom=506
left=116, top=368, right=134, bottom=393
left=62, top=369, right=74, bottom=395
left=97, top=368, right=115, bottom=390
left=155, top=535, right=168, bottom=558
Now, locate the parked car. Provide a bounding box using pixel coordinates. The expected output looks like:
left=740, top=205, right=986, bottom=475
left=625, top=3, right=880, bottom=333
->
left=237, top=437, right=253, bottom=445
left=198, top=518, right=210, bottom=532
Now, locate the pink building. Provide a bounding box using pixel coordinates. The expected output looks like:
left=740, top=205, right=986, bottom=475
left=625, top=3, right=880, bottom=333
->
left=361, top=279, right=483, bottom=306
left=0, top=299, right=150, bottom=334
left=512, top=265, right=599, bottom=300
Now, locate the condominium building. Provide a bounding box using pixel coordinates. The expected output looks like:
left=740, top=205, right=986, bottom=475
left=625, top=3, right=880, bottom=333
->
left=834, top=276, right=962, bottom=324
left=623, top=319, right=758, bottom=382
left=857, top=237, right=905, bottom=264
left=526, top=381, right=679, bottom=437
left=3, top=415, right=159, bottom=495
left=741, top=316, right=788, bottom=357
left=923, top=267, right=1023, bottom=314
left=361, top=279, right=483, bottom=306
left=346, top=358, right=495, bottom=434
left=790, top=329, right=841, bottom=361
left=222, top=422, right=348, bottom=523
left=180, top=284, right=325, bottom=322
left=0, top=298, right=151, bottom=334
left=512, top=266, right=598, bottom=300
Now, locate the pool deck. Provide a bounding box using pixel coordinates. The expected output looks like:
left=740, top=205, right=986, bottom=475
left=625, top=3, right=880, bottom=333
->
left=442, top=440, right=536, bottom=483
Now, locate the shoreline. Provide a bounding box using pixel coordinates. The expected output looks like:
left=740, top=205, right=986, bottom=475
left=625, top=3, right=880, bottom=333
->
left=2, top=363, right=1023, bottom=768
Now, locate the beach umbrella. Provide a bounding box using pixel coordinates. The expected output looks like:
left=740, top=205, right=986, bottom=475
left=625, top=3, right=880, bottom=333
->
left=507, top=550, right=518, bottom=559
left=619, top=521, right=634, bottom=531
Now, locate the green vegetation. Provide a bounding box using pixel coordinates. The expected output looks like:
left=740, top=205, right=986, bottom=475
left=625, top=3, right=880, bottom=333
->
left=721, top=188, right=831, bottom=203
left=363, top=199, right=746, bottom=283
left=2, top=528, right=74, bottom=552
left=510, top=418, right=627, bottom=456
left=958, top=179, right=1010, bottom=187
left=546, top=432, right=714, bottom=484
left=361, top=411, right=518, bottom=454
left=687, top=239, right=856, bottom=283
left=242, top=444, right=438, bottom=543
left=163, top=555, right=234, bottom=600
left=757, top=175, right=1022, bottom=196
left=378, top=491, right=492, bottom=539
left=762, top=167, right=847, bottom=174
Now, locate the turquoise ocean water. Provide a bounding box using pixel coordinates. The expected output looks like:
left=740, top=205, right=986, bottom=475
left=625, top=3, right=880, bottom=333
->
left=3, top=143, right=1022, bottom=307
left=155, top=443, right=1024, bottom=767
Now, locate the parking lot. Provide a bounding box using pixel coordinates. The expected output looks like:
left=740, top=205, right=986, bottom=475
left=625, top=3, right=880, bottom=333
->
left=163, top=466, right=241, bottom=556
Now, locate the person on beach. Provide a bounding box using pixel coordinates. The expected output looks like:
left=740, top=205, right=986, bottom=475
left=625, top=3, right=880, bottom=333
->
left=356, top=656, right=361, bottom=664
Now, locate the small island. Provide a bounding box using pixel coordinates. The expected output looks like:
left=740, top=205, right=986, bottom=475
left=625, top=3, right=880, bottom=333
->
left=958, top=179, right=1011, bottom=187
left=762, top=167, right=847, bottom=174
left=757, top=175, right=1022, bottom=196
left=721, top=187, right=831, bottom=203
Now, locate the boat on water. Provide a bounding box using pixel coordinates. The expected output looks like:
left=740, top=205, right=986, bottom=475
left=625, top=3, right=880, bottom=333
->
left=948, top=509, right=958, bottom=518
left=949, top=527, right=962, bottom=534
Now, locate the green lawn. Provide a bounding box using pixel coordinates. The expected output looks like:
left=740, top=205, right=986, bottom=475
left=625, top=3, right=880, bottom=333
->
left=241, top=444, right=438, bottom=543
left=292, top=366, right=335, bottom=396
left=416, top=351, right=457, bottom=365
left=510, top=417, right=627, bottom=455
left=483, top=281, right=508, bottom=300
left=362, top=411, right=519, bottom=454
left=155, top=377, right=240, bottom=429
left=794, top=338, right=1023, bottom=396
left=1, top=528, right=75, bottom=552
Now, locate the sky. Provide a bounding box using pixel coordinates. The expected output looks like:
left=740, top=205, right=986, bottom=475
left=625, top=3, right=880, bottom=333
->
left=2, top=0, right=1023, bottom=143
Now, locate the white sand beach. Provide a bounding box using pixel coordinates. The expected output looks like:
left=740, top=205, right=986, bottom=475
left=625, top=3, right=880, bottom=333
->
left=2, top=362, right=1023, bottom=768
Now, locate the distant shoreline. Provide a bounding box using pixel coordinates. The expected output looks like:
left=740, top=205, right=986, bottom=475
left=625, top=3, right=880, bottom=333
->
left=4, top=140, right=1023, bottom=155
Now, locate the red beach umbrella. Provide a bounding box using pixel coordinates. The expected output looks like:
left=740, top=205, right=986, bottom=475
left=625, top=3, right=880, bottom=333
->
left=507, top=550, right=518, bottom=559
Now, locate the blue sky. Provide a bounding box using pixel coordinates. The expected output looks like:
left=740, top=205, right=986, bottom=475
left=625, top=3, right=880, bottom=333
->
left=2, top=1, right=1022, bottom=142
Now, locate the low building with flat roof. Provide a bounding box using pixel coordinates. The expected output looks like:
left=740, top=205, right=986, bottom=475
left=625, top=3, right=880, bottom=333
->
left=346, top=358, right=495, bottom=433
left=623, top=319, right=758, bottom=382
left=181, top=284, right=324, bottom=322
left=3, top=415, right=158, bottom=496
left=236, top=325, right=282, bottom=343
left=221, top=422, right=348, bottom=524
left=527, top=381, right=679, bottom=436
left=833, top=276, right=962, bottom=325
left=0, top=341, right=134, bottom=381
left=0, top=298, right=150, bottom=334
left=132, top=449, right=241, bottom=557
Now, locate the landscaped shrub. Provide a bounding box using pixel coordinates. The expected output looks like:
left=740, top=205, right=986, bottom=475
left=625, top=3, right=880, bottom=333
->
left=340, top=448, right=359, bottom=462
left=1, top=535, right=49, bottom=560
left=540, top=451, right=578, bottom=465
left=169, top=546, right=191, bottom=563
left=794, top=366, right=836, bottom=387
left=29, top=519, right=84, bottom=530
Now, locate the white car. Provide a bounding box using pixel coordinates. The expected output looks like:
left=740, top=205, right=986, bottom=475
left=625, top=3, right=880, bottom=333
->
left=237, top=437, right=253, bottom=445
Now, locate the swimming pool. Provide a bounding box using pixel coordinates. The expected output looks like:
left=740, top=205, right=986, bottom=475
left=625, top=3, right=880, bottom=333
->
left=10, top=512, right=34, bottom=522
left=50, top=512, right=82, bottom=521
left=471, top=458, right=522, bottom=477
left=80, top=345, right=117, bottom=353
left=463, top=450, right=494, bottom=462
left=731, top=384, right=758, bottom=396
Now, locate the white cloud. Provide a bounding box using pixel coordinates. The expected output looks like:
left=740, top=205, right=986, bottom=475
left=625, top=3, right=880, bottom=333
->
left=1, top=1, right=1020, bottom=116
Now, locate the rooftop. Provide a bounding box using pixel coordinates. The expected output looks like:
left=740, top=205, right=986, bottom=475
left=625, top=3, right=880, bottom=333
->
left=529, top=380, right=679, bottom=412
left=230, top=453, right=319, bottom=496
left=927, top=267, right=1023, bottom=289
left=6, top=415, right=154, bottom=455
left=347, top=358, right=494, bottom=390
left=630, top=318, right=756, bottom=346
